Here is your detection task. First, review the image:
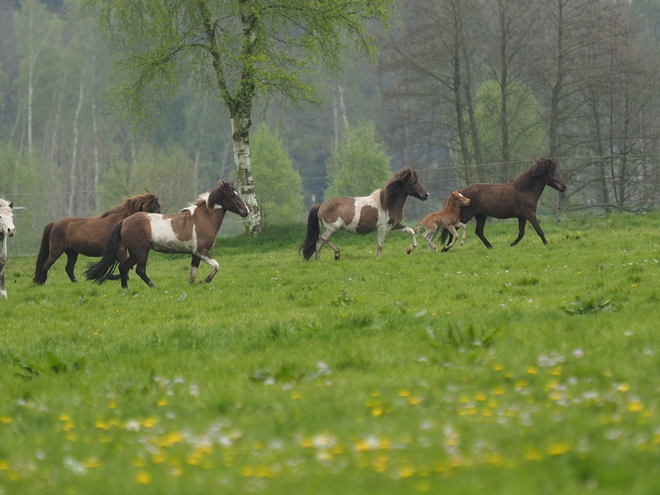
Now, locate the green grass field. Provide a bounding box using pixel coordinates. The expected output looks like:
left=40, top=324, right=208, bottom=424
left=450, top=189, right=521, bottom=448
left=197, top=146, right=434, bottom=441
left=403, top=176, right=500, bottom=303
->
left=1, top=213, right=659, bottom=494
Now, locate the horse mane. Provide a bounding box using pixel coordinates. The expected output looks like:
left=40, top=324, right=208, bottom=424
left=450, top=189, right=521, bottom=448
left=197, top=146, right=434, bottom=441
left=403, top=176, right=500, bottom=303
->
left=0, top=198, right=12, bottom=213
left=511, top=157, right=556, bottom=191
left=381, top=167, right=418, bottom=211
left=205, top=181, right=234, bottom=209
left=100, top=192, right=160, bottom=217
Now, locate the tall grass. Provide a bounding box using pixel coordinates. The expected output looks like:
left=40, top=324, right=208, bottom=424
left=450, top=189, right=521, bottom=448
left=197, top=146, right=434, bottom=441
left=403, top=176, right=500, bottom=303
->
left=0, top=214, right=659, bottom=494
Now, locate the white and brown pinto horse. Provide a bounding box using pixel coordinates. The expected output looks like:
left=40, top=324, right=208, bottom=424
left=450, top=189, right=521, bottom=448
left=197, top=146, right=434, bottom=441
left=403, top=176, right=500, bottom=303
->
left=0, top=199, right=16, bottom=299
left=408, top=190, right=471, bottom=254
left=300, top=167, right=429, bottom=260
left=85, top=181, right=248, bottom=289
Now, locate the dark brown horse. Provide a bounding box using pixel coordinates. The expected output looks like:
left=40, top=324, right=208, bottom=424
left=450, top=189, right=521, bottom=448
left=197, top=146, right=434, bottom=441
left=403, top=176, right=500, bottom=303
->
left=441, top=157, right=567, bottom=249
left=299, top=167, right=429, bottom=260
left=85, top=181, right=248, bottom=289
left=33, top=193, right=161, bottom=285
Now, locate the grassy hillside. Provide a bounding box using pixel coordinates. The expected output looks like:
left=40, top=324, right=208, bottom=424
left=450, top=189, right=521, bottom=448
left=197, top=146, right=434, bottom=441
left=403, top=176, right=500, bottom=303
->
left=0, top=214, right=659, bottom=494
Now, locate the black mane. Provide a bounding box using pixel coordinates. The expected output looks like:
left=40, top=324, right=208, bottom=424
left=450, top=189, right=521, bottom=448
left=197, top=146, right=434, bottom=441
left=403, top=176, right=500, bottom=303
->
left=512, top=157, right=556, bottom=191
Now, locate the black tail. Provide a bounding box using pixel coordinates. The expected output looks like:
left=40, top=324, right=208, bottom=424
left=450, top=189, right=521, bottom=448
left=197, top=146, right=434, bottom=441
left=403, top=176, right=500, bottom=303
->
left=299, top=204, right=321, bottom=261
left=33, top=223, right=53, bottom=285
left=439, top=228, right=450, bottom=246
left=85, top=222, right=123, bottom=284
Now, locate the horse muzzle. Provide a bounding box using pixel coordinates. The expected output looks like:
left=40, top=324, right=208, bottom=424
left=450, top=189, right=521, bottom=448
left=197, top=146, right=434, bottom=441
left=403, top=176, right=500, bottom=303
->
left=6, top=229, right=15, bottom=237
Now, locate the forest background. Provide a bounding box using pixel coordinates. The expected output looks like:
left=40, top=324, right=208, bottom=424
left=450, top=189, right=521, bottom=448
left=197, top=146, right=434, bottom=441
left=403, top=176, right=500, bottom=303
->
left=2, top=0, right=660, bottom=255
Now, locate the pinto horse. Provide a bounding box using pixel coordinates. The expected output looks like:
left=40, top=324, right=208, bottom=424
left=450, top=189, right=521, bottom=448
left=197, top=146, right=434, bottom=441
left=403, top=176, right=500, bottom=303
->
left=33, top=193, right=161, bottom=285
left=441, top=157, right=567, bottom=249
left=85, top=181, right=248, bottom=289
left=0, top=199, right=16, bottom=299
left=299, top=167, right=429, bottom=260
left=408, top=190, right=470, bottom=254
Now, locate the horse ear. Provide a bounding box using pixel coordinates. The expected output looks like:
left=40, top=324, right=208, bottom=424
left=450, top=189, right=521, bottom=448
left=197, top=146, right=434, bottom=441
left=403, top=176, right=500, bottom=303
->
left=8, top=202, right=13, bottom=208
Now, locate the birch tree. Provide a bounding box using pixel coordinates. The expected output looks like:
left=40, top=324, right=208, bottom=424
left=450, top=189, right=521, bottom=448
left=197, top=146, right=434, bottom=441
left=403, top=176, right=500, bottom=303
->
left=81, top=0, right=398, bottom=234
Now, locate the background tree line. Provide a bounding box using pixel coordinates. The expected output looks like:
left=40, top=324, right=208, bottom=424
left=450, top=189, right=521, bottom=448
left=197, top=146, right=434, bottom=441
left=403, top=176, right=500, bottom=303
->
left=0, top=0, right=659, bottom=254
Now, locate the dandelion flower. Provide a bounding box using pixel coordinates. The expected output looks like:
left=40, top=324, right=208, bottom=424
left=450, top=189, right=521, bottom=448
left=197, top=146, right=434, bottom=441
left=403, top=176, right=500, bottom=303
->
left=547, top=442, right=571, bottom=455
left=136, top=471, right=151, bottom=484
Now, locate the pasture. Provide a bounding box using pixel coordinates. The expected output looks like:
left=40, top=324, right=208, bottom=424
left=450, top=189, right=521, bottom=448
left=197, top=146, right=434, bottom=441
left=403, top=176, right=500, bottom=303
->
left=0, top=213, right=659, bottom=494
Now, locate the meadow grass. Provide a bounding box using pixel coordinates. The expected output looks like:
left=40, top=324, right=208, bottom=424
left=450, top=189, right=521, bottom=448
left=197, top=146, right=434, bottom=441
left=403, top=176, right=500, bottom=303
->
left=0, top=213, right=659, bottom=494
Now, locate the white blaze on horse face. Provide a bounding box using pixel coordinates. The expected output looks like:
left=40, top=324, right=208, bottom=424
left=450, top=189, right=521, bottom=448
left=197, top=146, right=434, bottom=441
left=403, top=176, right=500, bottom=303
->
left=148, top=214, right=198, bottom=254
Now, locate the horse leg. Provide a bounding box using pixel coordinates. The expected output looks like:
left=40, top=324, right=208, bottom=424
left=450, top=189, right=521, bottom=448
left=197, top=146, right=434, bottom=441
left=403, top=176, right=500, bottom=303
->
left=394, top=225, right=416, bottom=255
left=195, top=249, right=220, bottom=283
left=64, top=249, right=79, bottom=282
left=318, top=227, right=340, bottom=260
left=524, top=213, right=548, bottom=245
left=422, top=227, right=438, bottom=253
left=458, top=222, right=467, bottom=246
left=108, top=246, right=128, bottom=281
left=118, top=253, right=138, bottom=289
left=441, top=226, right=460, bottom=252
left=189, top=255, right=202, bottom=283
left=0, top=256, right=6, bottom=299
left=474, top=214, right=493, bottom=249
left=325, top=240, right=340, bottom=260
left=35, top=248, right=64, bottom=285
left=134, top=253, right=155, bottom=288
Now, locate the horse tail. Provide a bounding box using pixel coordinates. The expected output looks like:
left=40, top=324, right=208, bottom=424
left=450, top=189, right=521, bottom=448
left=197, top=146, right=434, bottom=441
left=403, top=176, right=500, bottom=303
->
left=84, top=222, right=123, bottom=284
left=299, top=204, right=321, bottom=261
left=33, top=223, right=53, bottom=285
left=413, top=220, right=422, bottom=235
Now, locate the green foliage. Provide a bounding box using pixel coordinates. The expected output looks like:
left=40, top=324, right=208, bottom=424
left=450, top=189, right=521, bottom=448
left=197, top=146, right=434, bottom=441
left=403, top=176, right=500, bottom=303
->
left=473, top=79, right=547, bottom=168
left=325, top=121, right=391, bottom=198
left=251, top=126, right=305, bottom=223
left=562, top=295, right=619, bottom=315
left=82, top=0, right=398, bottom=121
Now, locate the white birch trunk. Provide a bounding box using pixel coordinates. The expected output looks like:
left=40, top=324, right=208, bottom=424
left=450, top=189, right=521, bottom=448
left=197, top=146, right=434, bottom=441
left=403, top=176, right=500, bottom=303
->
left=68, top=77, right=84, bottom=216
left=231, top=116, right=262, bottom=235
left=90, top=52, right=101, bottom=211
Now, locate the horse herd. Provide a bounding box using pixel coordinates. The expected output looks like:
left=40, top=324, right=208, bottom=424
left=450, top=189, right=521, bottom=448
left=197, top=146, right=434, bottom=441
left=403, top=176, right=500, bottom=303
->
left=0, top=157, right=566, bottom=299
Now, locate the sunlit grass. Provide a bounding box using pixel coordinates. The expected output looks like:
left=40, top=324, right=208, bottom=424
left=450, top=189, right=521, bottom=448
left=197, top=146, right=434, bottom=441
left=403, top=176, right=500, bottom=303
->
left=0, top=214, right=660, bottom=493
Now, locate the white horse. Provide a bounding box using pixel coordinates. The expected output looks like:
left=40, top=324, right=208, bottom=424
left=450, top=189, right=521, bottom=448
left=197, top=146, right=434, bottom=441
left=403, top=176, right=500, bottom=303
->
left=0, top=199, right=16, bottom=299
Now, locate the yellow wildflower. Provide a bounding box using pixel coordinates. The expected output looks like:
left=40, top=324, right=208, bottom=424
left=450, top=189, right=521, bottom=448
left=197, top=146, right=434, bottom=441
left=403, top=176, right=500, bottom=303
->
left=135, top=471, right=151, bottom=484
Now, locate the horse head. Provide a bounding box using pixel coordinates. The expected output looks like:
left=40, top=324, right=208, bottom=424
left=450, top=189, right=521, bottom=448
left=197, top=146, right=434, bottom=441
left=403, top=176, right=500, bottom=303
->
left=451, top=190, right=471, bottom=207
left=401, top=167, right=429, bottom=201
left=209, top=181, right=249, bottom=218
left=542, top=158, right=567, bottom=193
left=0, top=199, right=15, bottom=237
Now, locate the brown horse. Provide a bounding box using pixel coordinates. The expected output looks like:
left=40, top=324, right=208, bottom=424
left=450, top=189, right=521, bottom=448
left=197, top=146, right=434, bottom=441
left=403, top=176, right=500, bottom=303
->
left=441, top=157, right=567, bottom=249
left=33, top=193, right=161, bottom=285
left=85, top=181, right=248, bottom=289
left=299, top=167, right=429, bottom=261
left=408, top=190, right=471, bottom=254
